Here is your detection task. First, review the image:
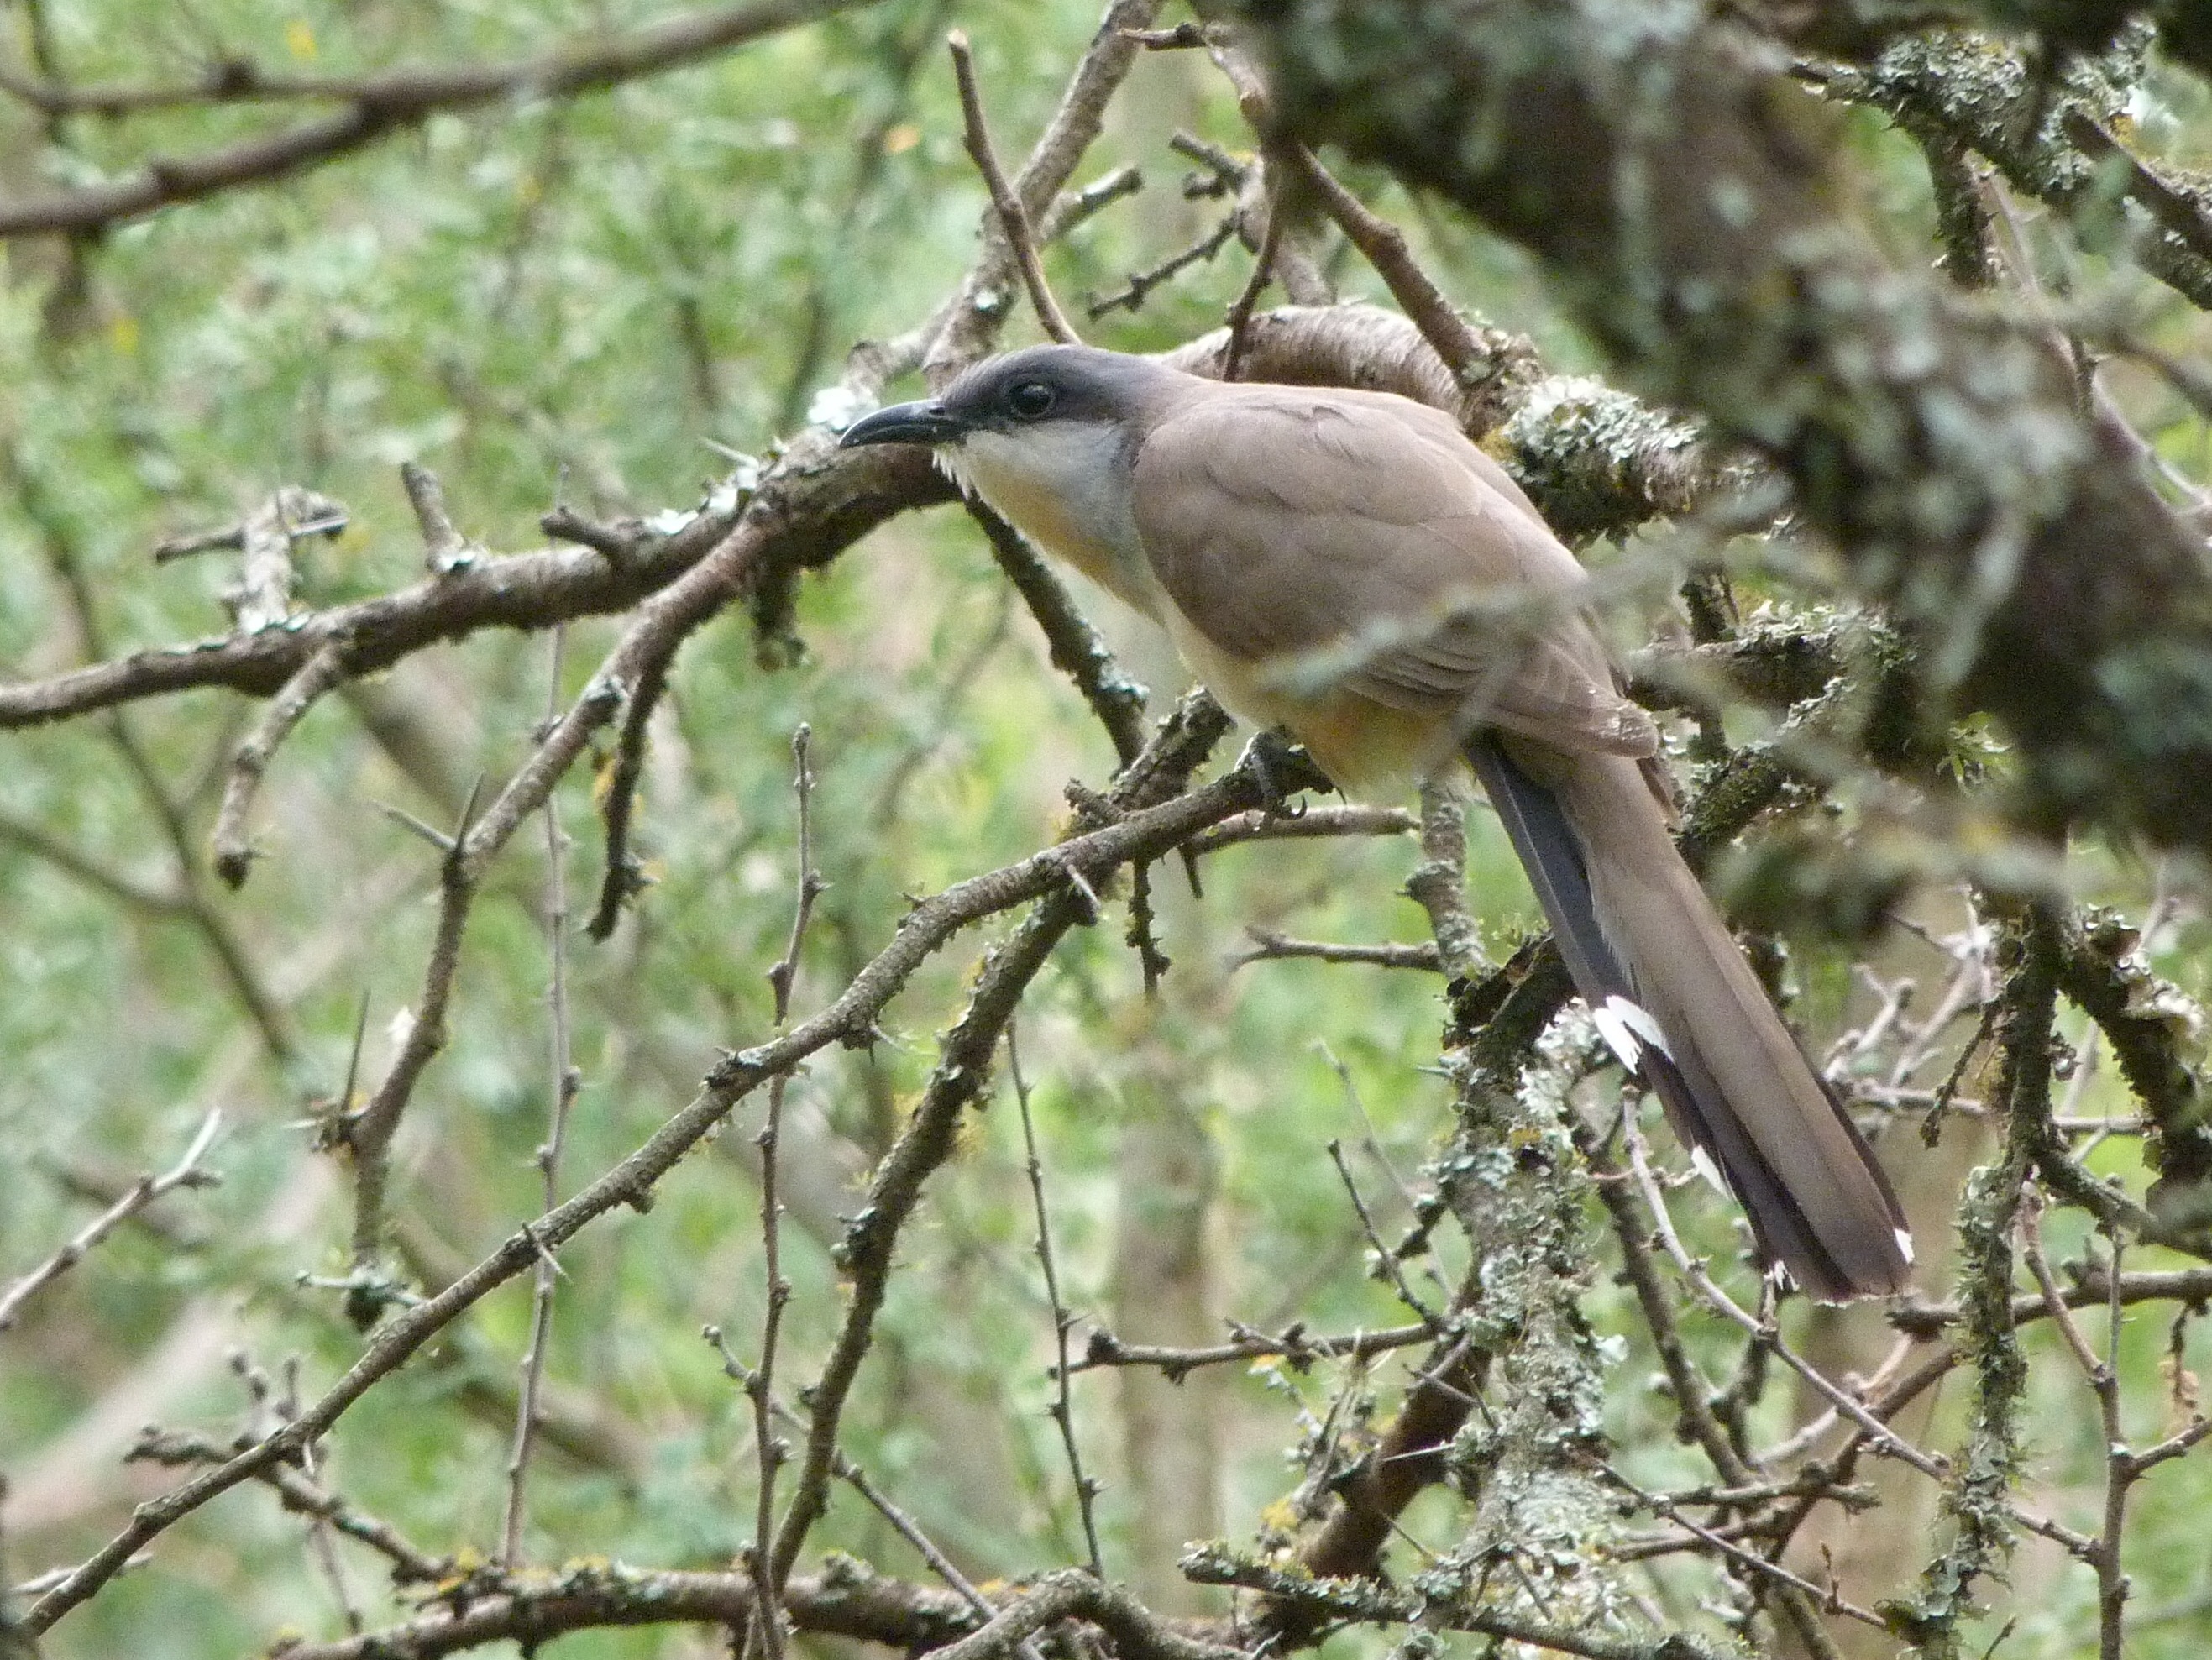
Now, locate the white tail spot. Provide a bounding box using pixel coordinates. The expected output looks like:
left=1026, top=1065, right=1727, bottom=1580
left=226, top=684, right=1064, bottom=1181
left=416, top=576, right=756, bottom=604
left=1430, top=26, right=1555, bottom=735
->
left=1592, top=995, right=1671, bottom=1071
left=1896, top=1228, right=1916, bottom=1265
left=1591, top=1003, right=1643, bottom=1069
left=1688, top=1145, right=1729, bottom=1197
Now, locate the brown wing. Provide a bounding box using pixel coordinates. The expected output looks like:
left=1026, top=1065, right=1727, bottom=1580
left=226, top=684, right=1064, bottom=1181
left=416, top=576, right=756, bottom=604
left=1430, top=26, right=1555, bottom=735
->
left=1130, top=385, right=1655, bottom=758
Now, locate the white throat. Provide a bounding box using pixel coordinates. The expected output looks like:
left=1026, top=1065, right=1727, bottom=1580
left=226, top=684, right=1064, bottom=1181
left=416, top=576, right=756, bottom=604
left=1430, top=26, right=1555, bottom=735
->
left=937, top=423, right=1168, bottom=621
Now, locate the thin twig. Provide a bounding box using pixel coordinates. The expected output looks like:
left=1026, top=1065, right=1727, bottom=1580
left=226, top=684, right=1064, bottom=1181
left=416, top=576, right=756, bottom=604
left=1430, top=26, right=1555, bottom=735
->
left=340, top=773, right=494, bottom=1291
left=129, top=1427, right=449, bottom=1584
left=583, top=647, right=674, bottom=941
left=948, top=32, right=1082, bottom=345
left=1088, top=212, right=1239, bottom=318
left=2095, top=1229, right=2131, bottom=1660
left=764, top=692, right=1234, bottom=1592
left=1219, top=198, right=1282, bottom=380
left=501, top=627, right=580, bottom=1568
left=1181, top=803, right=1416, bottom=856
left=964, top=503, right=1146, bottom=767
left=1200, top=44, right=1533, bottom=427
left=267, top=1357, right=364, bottom=1634
left=1120, top=22, right=1228, bottom=50
left=704, top=1327, right=1049, bottom=1660
left=1624, top=1121, right=1949, bottom=1479
left=21, top=484, right=307, bottom=1062
left=401, top=461, right=478, bottom=576
left=747, top=725, right=820, bottom=1659
left=1227, top=929, right=1440, bottom=973
left=1326, top=1140, right=1439, bottom=1326
left=210, top=640, right=350, bottom=888
left=0, top=1111, right=223, bottom=1333
left=1187, top=1547, right=1711, bottom=1660
left=1066, top=1318, right=1434, bottom=1379
left=1008, top=1022, right=1104, bottom=1577
left=1603, top=1469, right=1888, bottom=1630
left=223, top=1562, right=984, bottom=1660
left=766, top=725, right=824, bottom=1027
left=27, top=704, right=1250, bottom=1635
left=2031, top=1216, right=2209, bottom=1660
left=0, top=0, right=885, bottom=238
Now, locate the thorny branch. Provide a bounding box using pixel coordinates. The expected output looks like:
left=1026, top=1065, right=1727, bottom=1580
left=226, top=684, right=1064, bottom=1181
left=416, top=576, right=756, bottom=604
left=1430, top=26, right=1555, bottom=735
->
left=1008, top=1023, right=1106, bottom=1577
left=499, top=629, right=582, bottom=1569
left=13, top=9, right=2212, bottom=1660
left=949, top=32, right=1083, bottom=346
left=0, top=0, right=890, bottom=238
left=747, top=724, right=824, bottom=1660
left=0, top=1112, right=223, bottom=1333
left=24, top=696, right=1270, bottom=1635
left=765, top=689, right=1236, bottom=1591
left=261, top=1560, right=983, bottom=1660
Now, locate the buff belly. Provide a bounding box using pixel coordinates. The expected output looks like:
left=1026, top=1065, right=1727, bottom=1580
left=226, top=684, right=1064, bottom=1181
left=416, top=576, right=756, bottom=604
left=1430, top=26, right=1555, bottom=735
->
left=1162, top=615, right=1450, bottom=797
left=947, top=432, right=1453, bottom=797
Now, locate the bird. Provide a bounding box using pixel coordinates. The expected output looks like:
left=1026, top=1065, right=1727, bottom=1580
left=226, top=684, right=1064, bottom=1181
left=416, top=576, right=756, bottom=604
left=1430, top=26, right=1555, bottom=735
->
left=840, top=343, right=1912, bottom=1301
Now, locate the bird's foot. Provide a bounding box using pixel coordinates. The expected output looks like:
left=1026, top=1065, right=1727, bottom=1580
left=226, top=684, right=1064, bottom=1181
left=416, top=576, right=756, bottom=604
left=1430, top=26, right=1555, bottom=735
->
left=1237, top=728, right=1329, bottom=820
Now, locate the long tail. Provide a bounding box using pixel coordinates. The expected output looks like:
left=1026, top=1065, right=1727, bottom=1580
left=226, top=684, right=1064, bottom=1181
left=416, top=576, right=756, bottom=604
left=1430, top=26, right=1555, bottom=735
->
left=1465, top=735, right=1911, bottom=1301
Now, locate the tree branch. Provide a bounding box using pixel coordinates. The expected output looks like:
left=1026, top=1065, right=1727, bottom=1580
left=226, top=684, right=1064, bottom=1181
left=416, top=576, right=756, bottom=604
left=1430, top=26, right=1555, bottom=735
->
left=265, top=1559, right=981, bottom=1660
left=0, top=0, right=890, bottom=238
left=0, top=1113, right=223, bottom=1334
left=25, top=694, right=1263, bottom=1635
left=1248, top=2, right=2212, bottom=851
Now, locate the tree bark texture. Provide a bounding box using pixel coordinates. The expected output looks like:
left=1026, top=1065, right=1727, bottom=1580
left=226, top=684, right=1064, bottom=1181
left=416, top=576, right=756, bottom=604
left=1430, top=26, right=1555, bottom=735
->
left=1243, top=0, right=2212, bottom=851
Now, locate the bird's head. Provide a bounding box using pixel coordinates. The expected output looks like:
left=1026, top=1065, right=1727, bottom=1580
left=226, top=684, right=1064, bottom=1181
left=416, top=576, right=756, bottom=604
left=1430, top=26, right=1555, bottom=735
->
left=837, top=347, right=1179, bottom=590
left=836, top=344, right=1164, bottom=455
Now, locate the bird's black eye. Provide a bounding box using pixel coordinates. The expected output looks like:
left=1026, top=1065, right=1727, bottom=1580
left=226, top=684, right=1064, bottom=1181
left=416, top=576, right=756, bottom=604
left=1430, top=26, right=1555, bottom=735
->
left=1007, top=380, right=1056, bottom=419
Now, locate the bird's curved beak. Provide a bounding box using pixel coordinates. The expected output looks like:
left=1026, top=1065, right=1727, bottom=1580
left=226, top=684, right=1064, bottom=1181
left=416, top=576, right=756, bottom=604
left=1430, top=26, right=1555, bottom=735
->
left=839, top=399, right=967, bottom=448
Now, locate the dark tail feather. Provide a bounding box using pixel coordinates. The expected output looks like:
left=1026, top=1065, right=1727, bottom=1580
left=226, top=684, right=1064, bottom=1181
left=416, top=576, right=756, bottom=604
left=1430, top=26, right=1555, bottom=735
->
left=1465, top=736, right=1911, bottom=1301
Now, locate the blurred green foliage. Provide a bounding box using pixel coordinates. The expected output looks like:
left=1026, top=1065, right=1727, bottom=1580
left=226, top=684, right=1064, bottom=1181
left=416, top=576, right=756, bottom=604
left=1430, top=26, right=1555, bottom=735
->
left=2, top=4, right=2210, bottom=1658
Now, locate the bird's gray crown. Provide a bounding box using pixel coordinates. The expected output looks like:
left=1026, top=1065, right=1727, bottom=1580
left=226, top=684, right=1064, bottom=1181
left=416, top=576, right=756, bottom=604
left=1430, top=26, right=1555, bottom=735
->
left=836, top=345, right=1183, bottom=452
left=938, top=345, right=1178, bottom=433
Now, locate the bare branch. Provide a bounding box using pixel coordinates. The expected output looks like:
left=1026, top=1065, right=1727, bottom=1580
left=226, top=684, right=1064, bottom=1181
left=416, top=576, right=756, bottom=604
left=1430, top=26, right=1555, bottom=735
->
left=1180, top=802, right=1415, bottom=856
left=501, top=629, right=582, bottom=1569
left=1625, top=1120, right=1948, bottom=1481
left=1219, top=191, right=1282, bottom=380
left=401, top=462, right=479, bottom=577
left=0, top=0, right=892, bottom=238
left=1184, top=1547, right=1723, bottom=1660
left=27, top=698, right=1261, bottom=1634
left=1603, top=1469, right=1888, bottom=1631
left=924, top=1568, right=1239, bottom=1660
left=948, top=31, right=1082, bottom=345
left=1, top=505, right=747, bottom=731
left=1067, top=1318, right=1434, bottom=1380
left=209, top=641, right=350, bottom=888
left=928, top=0, right=1164, bottom=373
left=768, top=691, right=1238, bottom=1588
left=127, top=1428, right=448, bottom=1586
left=746, top=725, right=824, bottom=1657
left=1088, top=212, right=1240, bottom=319
left=228, top=487, right=343, bottom=631
left=1007, top=1024, right=1104, bottom=1576
left=1325, top=1139, right=1439, bottom=1326
left=0, top=1112, right=223, bottom=1334
left=1227, top=929, right=1440, bottom=972
left=259, top=1560, right=981, bottom=1660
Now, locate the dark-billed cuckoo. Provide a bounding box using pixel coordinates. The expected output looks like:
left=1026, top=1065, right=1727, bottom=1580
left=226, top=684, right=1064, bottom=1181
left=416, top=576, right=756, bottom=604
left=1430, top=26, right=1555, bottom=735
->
left=841, top=345, right=1912, bottom=1301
